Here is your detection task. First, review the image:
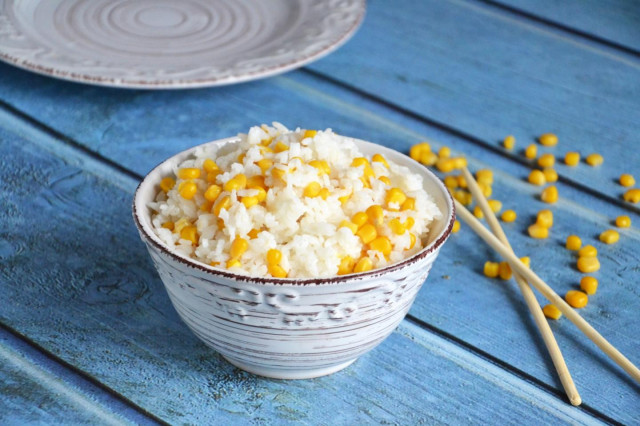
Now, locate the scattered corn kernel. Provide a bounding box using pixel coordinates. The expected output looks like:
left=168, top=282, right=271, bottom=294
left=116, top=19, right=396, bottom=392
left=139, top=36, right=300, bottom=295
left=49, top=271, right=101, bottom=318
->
left=473, top=205, right=484, bottom=219
left=161, top=221, right=174, bottom=230
left=204, top=184, right=222, bottom=202
left=241, top=196, right=259, bottom=208
left=338, top=256, right=355, bottom=275
left=476, top=169, right=493, bottom=186
left=580, top=276, right=598, bottom=295
left=454, top=190, right=472, bottom=206
left=227, top=259, right=242, bottom=269
left=354, top=257, right=373, bottom=273
left=177, top=168, right=201, bottom=180
left=539, top=133, right=558, bottom=147
left=528, top=170, right=546, bottom=186
left=564, top=152, right=580, bottom=166
left=487, top=199, right=502, bottom=213
left=268, top=264, right=287, bottom=278
left=160, top=177, right=175, bottom=193
left=202, top=159, right=219, bottom=173
left=619, top=174, right=635, bottom=187
left=180, top=225, right=198, bottom=245
left=501, top=209, right=516, bottom=222
left=179, top=181, right=198, bottom=200
left=478, top=183, right=492, bottom=197
left=585, top=153, right=603, bottom=166
left=366, top=205, right=384, bottom=226
left=524, top=144, right=538, bottom=159
left=542, top=168, right=558, bottom=183
left=436, top=158, right=455, bottom=173
left=379, top=176, right=391, bottom=186
left=409, top=142, right=431, bottom=161
left=372, top=154, right=390, bottom=168
left=565, top=290, right=588, bottom=308
left=615, top=215, right=631, bottom=228
left=388, top=219, right=407, bottom=236
left=352, top=212, right=369, bottom=228
left=357, top=224, right=377, bottom=244
left=623, top=188, right=640, bottom=203
left=444, top=175, right=459, bottom=189
left=565, top=235, right=582, bottom=251
left=457, top=175, right=467, bottom=188
left=339, top=220, right=358, bottom=234
left=257, top=158, right=273, bottom=173
left=599, top=229, right=619, bottom=244
left=438, top=146, right=451, bottom=159
left=542, top=304, right=562, bottom=320
left=452, top=220, right=460, bottom=233
left=319, top=188, right=330, bottom=200
left=309, top=160, right=331, bottom=175
left=498, top=261, right=512, bottom=280
left=578, top=245, right=597, bottom=257
left=230, top=237, right=249, bottom=259
left=408, top=233, right=417, bottom=249
left=577, top=256, right=600, bottom=273
left=254, top=187, right=267, bottom=202
left=520, top=256, right=530, bottom=268
left=405, top=217, right=415, bottom=230
left=213, top=195, right=231, bottom=216
left=266, top=249, right=282, bottom=265
left=386, top=188, right=407, bottom=209
left=484, top=261, right=499, bottom=278
left=303, top=130, right=317, bottom=139
left=538, top=153, right=555, bottom=168
left=541, top=185, right=558, bottom=203
left=451, top=157, right=467, bottom=169
left=248, top=228, right=260, bottom=239
left=369, top=236, right=392, bottom=255
left=274, top=141, right=289, bottom=153
left=503, top=135, right=515, bottom=150
left=536, top=209, right=553, bottom=228
left=303, top=181, right=322, bottom=198
left=420, top=151, right=438, bottom=166
left=223, top=174, right=247, bottom=192
left=401, top=197, right=416, bottom=211
left=174, top=218, right=191, bottom=234
left=528, top=223, right=549, bottom=239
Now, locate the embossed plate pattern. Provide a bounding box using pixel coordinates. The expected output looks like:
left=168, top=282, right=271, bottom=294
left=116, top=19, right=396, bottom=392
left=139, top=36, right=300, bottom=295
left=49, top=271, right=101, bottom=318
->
left=0, top=0, right=365, bottom=88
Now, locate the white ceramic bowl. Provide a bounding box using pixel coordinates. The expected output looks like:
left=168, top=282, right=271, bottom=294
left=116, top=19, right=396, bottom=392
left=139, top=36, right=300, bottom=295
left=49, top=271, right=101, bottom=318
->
left=133, top=137, right=455, bottom=379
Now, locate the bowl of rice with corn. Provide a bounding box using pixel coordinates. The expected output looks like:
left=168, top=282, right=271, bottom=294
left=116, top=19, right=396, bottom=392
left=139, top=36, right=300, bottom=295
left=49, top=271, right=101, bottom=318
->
left=133, top=123, right=455, bottom=379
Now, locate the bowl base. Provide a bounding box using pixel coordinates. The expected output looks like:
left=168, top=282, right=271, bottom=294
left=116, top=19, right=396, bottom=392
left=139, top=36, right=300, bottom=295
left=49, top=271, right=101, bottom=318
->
left=222, top=356, right=357, bottom=380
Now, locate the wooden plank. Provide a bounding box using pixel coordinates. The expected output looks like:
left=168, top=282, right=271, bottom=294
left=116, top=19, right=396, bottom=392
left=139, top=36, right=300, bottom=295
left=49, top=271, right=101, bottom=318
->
left=487, top=0, right=640, bottom=53
left=305, top=0, right=640, bottom=207
left=0, top=116, right=608, bottom=424
left=0, top=72, right=638, bottom=422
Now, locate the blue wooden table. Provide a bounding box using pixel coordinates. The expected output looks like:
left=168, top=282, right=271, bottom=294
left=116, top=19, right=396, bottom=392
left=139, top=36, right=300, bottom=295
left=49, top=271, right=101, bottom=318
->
left=1, top=1, right=639, bottom=424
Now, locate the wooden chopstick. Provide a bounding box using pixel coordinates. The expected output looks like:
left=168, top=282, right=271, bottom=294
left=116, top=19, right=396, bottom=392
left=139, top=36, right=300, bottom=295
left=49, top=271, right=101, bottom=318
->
left=461, top=167, right=581, bottom=406
left=453, top=197, right=640, bottom=385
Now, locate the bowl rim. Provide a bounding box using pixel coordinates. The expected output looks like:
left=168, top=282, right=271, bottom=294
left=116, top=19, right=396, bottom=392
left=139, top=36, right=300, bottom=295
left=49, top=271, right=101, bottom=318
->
left=133, top=136, right=455, bottom=286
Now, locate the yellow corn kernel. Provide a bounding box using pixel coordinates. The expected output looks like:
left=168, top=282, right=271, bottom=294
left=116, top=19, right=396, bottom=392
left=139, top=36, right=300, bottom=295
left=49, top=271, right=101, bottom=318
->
left=565, top=290, right=588, bottom=308
left=539, top=133, right=558, bottom=147
left=260, top=145, right=274, bottom=154
left=237, top=153, right=246, bottom=164
left=161, top=221, right=174, bottom=230
left=436, top=158, right=455, bottom=173
left=475, top=169, right=493, bottom=186
left=210, top=261, right=220, bottom=267
left=488, top=199, right=502, bottom=213
left=229, top=237, right=249, bottom=260
left=565, top=235, right=582, bottom=251
left=247, top=175, right=265, bottom=189
left=203, top=158, right=219, bottom=173
left=180, top=225, right=198, bottom=245
left=248, top=228, right=260, bottom=239
left=451, top=157, right=467, bottom=169
left=537, top=153, right=555, bottom=168
left=405, top=217, right=415, bottom=230
left=585, top=153, right=603, bottom=166
left=174, top=218, right=191, bottom=234
left=357, top=224, right=377, bottom=244
left=409, top=142, right=431, bottom=161
left=438, top=146, right=451, bottom=159
left=218, top=217, right=226, bottom=230
left=308, top=160, right=330, bottom=176
left=204, top=184, right=222, bottom=202
left=401, top=197, right=416, bottom=211
left=498, top=261, right=512, bottom=280
left=564, top=152, right=580, bottom=166
left=599, top=229, right=619, bottom=244
left=386, top=188, right=407, bottom=210
left=179, top=181, right=198, bottom=200
left=206, top=170, right=221, bottom=183
left=483, top=261, right=499, bottom=278
left=542, top=304, right=562, bottom=320
left=619, top=174, right=635, bottom=187
left=444, top=175, right=459, bottom=189
left=520, top=256, right=530, bottom=268
left=420, top=151, right=438, bottom=166
left=379, top=176, right=391, bottom=186
left=266, top=249, right=282, bottom=265
left=268, top=264, right=288, bottom=278
left=319, top=188, right=330, bottom=200
left=226, top=259, right=241, bottom=269
left=452, top=220, right=461, bottom=233
left=528, top=170, right=546, bottom=186
left=369, top=236, right=392, bottom=255
left=224, top=174, right=247, bottom=192
left=536, top=209, right=553, bottom=228
left=351, top=157, right=369, bottom=168
left=454, top=190, right=472, bottom=206
left=473, top=205, right=484, bottom=219
left=366, top=205, right=384, bottom=226
left=339, top=193, right=351, bottom=205
left=501, top=209, right=516, bottom=222
left=338, top=256, right=355, bottom=275
left=389, top=218, right=406, bottom=235
left=213, top=195, right=231, bottom=216
left=528, top=223, right=549, bottom=239
left=542, top=168, right=558, bottom=183
left=457, top=175, right=467, bottom=188
left=352, top=212, right=369, bottom=228
left=339, top=220, right=358, bottom=234
left=257, top=159, right=273, bottom=174
left=271, top=167, right=288, bottom=181
left=615, top=215, right=631, bottom=228
left=200, top=200, right=213, bottom=212
left=524, top=144, right=538, bottom=159
left=577, top=256, right=600, bottom=273
left=503, top=135, right=515, bottom=150
left=478, top=183, right=492, bottom=197
left=580, top=276, right=598, bottom=295
left=274, top=141, right=289, bottom=153
left=354, top=257, right=373, bottom=273
left=160, top=177, right=175, bottom=193
left=303, top=182, right=321, bottom=198
left=623, top=188, right=640, bottom=203
left=303, top=130, right=317, bottom=139
left=260, top=135, right=273, bottom=145
left=372, top=154, right=390, bottom=168
left=408, top=233, right=417, bottom=249
left=541, top=185, right=558, bottom=203
left=579, top=245, right=597, bottom=257
left=177, top=168, right=201, bottom=180
left=241, top=196, right=259, bottom=209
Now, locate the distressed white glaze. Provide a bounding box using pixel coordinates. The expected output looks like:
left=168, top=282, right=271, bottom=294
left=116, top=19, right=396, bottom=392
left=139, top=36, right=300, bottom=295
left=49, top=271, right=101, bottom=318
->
left=133, top=137, right=454, bottom=379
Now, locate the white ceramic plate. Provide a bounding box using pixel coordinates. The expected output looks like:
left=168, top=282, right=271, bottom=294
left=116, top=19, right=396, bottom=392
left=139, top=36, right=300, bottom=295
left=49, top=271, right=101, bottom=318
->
left=0, top=0, right=365, bottom=89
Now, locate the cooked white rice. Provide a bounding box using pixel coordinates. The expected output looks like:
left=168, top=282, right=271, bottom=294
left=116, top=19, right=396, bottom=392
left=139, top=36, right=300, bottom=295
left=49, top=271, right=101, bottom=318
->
left=149, top=123, right=441, bottom=278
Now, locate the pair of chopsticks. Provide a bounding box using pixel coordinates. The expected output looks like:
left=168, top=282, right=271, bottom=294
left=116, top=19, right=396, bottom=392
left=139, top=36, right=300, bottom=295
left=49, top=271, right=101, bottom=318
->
left=454, top=167, right=640, bottom=406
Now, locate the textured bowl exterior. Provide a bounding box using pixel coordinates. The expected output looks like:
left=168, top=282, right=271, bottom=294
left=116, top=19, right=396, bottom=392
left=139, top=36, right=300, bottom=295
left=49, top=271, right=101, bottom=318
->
left=133, top=137, right=454, bottom=379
